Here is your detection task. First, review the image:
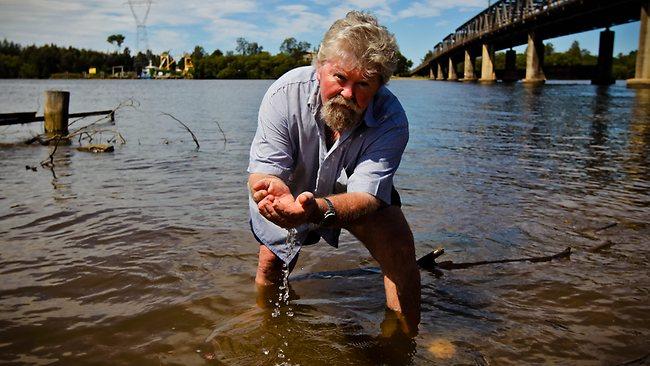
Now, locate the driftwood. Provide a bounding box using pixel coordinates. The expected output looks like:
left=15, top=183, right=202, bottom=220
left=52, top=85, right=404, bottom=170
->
left=23, top=99, right=133, bottom=171
left=76, top=143, right=114, bottom=153
left=417, top=247, right=572, bottom=271
left=291, top=247, right=571, bottom=282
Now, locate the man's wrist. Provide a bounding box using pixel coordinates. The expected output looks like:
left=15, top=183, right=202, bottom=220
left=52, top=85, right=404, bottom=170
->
left=318, top=197, right=337, bottom=227
left=310, top=198, right=327, bottom=224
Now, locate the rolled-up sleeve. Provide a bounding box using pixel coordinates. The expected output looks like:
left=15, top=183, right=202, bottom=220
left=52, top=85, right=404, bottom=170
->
left=248, top=89, right=293, bottom=181
left=347, top=121, right=409, bottom=205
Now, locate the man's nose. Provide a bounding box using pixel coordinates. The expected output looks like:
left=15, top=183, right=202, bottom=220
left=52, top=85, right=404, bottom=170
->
left=339, top=83, right=354, bottom=100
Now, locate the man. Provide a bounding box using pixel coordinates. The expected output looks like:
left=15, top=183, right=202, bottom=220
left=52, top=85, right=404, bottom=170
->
left=248, top=11, right=420, bottom=333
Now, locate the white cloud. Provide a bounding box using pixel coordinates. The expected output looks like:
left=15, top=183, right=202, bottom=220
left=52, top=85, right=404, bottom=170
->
left=396, top=0, right=484, bottom=19
left=0, top=0, right=489, bottom=61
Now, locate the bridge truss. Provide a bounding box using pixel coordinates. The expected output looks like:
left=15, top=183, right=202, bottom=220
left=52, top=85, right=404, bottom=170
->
left=413, top=0, right=647, bottom=84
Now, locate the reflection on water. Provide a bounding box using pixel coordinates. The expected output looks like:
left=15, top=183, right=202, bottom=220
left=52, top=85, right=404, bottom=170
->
left=0, top=79, right=649, bottom=365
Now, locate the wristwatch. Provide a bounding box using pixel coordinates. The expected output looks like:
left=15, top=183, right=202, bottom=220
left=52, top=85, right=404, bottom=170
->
left=320, top=197, right=336, bottom=227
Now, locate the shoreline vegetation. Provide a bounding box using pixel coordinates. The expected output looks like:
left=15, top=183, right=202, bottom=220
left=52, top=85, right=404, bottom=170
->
left=0, top=38, right=413, bottom=80
left=0, top=38, right=637, bottom=80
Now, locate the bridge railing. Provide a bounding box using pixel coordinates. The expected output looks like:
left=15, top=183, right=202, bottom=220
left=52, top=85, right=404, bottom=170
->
left=432, top=0, right=574, bottom=59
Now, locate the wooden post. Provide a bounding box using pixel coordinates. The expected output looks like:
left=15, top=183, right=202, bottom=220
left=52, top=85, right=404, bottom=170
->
left=44, top=90, right=70, bottom=135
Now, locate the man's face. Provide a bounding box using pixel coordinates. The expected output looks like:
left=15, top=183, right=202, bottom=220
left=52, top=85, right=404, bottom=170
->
left=316, top=60, right=381, bottom=132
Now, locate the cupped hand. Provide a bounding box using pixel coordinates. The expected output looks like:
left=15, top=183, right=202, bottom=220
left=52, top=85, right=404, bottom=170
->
left=258, top=191, right=317, bottom=228
left=251, top=177, right=290, bottom=203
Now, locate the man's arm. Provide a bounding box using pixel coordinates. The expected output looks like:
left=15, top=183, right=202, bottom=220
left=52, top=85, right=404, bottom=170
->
left=312, top=192, right=382, bottom=227
left=256, top=184, right=382, bottom=229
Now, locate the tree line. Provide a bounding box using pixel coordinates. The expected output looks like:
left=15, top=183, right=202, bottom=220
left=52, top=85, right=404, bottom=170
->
left=0, top=37, right=414, bottom=79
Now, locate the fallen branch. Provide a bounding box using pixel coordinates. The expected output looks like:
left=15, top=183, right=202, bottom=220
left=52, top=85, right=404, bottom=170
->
left=291, top=247, right=572, bottom=281
left=21, top=99, right=134, bottom=168
left=160, top=112, right=200, bottom=149
left=417, top=247, right=572, bottom=271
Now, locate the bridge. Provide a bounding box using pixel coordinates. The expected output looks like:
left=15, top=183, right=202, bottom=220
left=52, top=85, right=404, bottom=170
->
left=410, top=0, right=649, bottom=86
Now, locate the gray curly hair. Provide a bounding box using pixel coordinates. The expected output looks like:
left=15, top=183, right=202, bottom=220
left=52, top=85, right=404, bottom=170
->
left=314, top=11, right=399, bottom=84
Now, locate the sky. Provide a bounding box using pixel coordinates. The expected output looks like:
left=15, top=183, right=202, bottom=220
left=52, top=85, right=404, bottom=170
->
left=0, top=0, right=642, bottom=67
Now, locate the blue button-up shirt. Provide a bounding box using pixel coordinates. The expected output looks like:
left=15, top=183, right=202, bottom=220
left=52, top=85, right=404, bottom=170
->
left=248, top=66, right=408, bottom=263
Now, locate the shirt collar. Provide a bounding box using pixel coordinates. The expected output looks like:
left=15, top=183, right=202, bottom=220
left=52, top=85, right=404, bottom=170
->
left=363, top=91, right=379, bottom=128
left=308, top=69, right=321, bottom=113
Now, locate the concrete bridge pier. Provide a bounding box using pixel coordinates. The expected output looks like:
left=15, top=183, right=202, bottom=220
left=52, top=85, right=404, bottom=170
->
left=429, top=63, right=435, bottom=80
left=448, top=57, right=458, bottom=81
left=628, top=3, right=650, bottom=87
left=436, top=62, right=446, bottom=80
left=502, top=49, right=519, bottom=82
left=479, top=44, right=496, bottom=83
left=592, top=28, right=615, bottom=85
left=461, top=50, right=477, bottom=82
left=523, top=32, right=546, bottom=84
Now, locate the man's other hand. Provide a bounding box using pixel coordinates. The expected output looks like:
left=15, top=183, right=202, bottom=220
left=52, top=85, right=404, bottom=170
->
left=250, top=176, right=290, bottom=204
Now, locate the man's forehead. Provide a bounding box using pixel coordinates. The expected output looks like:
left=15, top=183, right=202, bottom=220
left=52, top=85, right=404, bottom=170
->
left=322, top=60, right=379, bottom=81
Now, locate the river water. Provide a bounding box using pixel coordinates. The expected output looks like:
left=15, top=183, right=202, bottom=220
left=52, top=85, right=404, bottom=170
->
left=0, top=78, right=648, bottom=365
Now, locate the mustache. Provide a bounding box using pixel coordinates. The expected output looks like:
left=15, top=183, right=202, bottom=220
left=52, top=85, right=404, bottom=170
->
left=326, top=95, right=362, bottom=113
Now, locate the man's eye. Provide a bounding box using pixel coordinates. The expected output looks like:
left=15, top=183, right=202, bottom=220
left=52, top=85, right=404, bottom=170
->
left=334, top=74, right=346, bottom=82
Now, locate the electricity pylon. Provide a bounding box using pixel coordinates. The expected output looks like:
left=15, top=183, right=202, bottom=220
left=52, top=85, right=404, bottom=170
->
left=127, top=0, right=152, bottom=55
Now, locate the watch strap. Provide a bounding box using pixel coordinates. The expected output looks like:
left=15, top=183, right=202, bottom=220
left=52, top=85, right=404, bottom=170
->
left=320, top=197, right=336, bottom=227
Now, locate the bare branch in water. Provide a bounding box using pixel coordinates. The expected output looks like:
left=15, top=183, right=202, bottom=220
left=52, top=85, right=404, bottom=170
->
left=214, top=119, right=228, bottom=144
left=417, top=247, right=572, bottom=271
left=68, top=98, right=139, bottom=128
left=160, top=112, right=200, bottom=150
left=40, top=135, right=63, bottom=168
left=23, top=98, right=135, bottom=168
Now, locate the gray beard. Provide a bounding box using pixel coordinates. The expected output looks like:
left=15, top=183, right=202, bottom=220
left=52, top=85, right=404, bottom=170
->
left=320, top=96, right=363, bottom=132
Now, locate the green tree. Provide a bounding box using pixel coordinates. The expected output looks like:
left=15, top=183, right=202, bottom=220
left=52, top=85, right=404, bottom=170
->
left=566, top=41, right=582, bottom=62
left=236, top=38, right=263, bottom=56
left=236, top=38, right=249, bottom=55
left=613, top=50, right=637, bottom=79
left=280, top=37, right=311, bottom=59
left=107, top=34, right=125, bottom=52
left=192, top=45, right=205, bottom=61
left=394, top=50, right=413, bottom=76
left=545, top=42, right=555, bottom=57
left=421, top=50, right=434, bottom=63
